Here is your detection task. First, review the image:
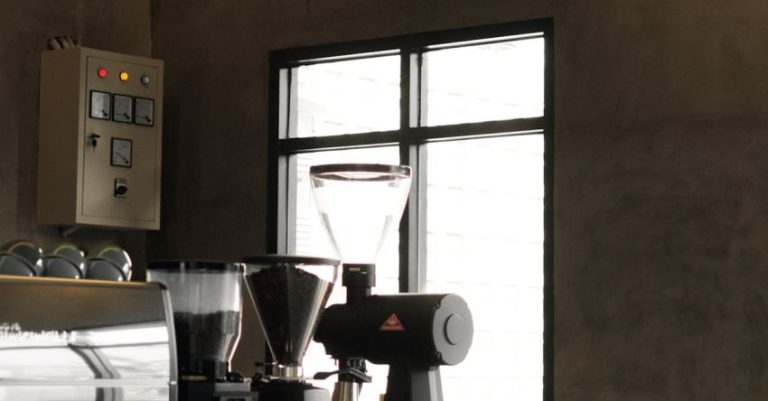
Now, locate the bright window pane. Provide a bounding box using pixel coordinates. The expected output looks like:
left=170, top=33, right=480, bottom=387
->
left=425, top=134, right=544, bottom=401
left=291, top=146, right=400, bottom=401
left=295, top=55, right=400, bottom=137
left=424, top=36, right=544, bottom=126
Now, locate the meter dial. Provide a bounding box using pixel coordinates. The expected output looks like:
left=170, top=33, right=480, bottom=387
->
left=110, top=138, right=132, bottom=168
left=89, top=91, right=111, bottom=120
left=112, top=94, right=133, bottom=123
left=134, top=97, right=154, bottom=126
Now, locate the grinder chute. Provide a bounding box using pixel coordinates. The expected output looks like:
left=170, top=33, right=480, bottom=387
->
left=309, top=163, right=474, bottom=401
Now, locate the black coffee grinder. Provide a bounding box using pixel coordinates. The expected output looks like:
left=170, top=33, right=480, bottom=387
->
left=147, top=261, right=252, bottom=401
left=242, top=255, right=341, bottom=401
left=308, top=164, right=475, bottom=401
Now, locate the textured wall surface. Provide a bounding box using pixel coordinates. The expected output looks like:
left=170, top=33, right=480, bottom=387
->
left=149, top=0, right=553, bottom=376
left=0, top=0, right=152, bottom=275
left=162, top=0, right=768, bottom=398
left=554, top=0, right=768, bottom=399
left=5, top=0, right=766, bottom=398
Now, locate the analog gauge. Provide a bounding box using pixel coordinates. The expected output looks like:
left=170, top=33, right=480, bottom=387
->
left=110, top=138, right=132, bottom=168
left=134, top=97, right=154, bottom=126
left=89, top=91, right=111, bottom=120
left=112, top=94, right=133, bottom=123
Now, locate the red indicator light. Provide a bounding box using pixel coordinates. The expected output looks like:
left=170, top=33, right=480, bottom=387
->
left=97, top=67, right=108, bottom=78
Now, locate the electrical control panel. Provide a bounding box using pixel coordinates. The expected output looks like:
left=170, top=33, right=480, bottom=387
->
left=37, top=47, right=163, bottom=230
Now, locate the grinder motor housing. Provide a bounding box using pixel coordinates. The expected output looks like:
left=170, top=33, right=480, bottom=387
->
left=315, top=292, right=473, bottom=401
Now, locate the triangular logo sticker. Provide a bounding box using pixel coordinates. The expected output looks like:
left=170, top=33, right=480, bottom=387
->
left=380, top=313, right=405, bottom=331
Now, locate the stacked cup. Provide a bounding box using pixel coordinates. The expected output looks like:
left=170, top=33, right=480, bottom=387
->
left=85, top=245, right=133, bottom=281
left=0, top=240, right=43, bottom=276
left=42, top=243, right=86, bottom=278
left=0, top=240, right=131, bottom=281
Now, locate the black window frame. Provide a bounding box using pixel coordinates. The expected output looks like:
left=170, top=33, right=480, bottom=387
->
left=267, top=17, right=553, bottom=401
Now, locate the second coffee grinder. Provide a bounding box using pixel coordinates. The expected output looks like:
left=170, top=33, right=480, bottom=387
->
left=147, top=261, right=252, bottom=401
left=242, top=255, right=341, bottom=401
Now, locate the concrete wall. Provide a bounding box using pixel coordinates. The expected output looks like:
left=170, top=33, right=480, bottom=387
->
left=0, top=0, right=151, bottom=276
left=555, top=1, right=768, bottom=399
left=5, top=0, right=768, bottom=399
left=161, top=0, right=768, bottom=399
left=149, top=0, right=553, bottom=376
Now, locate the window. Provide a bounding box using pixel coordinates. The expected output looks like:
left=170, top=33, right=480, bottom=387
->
left=268, top=19, right=553, bottom=401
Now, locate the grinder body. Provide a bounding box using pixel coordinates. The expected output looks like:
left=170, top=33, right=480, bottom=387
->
left=307, top=164, right=472, bottom=401
left=315, top=293, right=473, bottom=401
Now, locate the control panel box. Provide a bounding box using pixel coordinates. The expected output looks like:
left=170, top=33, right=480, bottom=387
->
left=37, top=47, right=163, bottom=230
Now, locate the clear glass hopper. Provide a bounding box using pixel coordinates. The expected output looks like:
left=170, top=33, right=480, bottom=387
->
left=146, top=261, right=244, bottom=380
left=309, top=164, right=412, bottom=265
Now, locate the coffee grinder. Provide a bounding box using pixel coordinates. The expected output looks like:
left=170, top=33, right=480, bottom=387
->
left=242, top=255, right=341, bottom=401
left=147, top=261, right=252, bottom=401
left=308, top=164, right=474, bottom=401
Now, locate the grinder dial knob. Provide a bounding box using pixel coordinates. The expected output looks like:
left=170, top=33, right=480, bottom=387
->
left=444, top=314, right=468, bottom=345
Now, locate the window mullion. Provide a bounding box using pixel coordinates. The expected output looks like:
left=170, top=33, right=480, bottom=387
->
left=400, top=50, right=411, bottom=130
left=543, top=23, right=555, bottom=401
left=281, top=67, right=299, bottom=253
left=286, top=67, right=299, bottom=139
left=398, top=50, right=415, bottom=293
left=269, top=66, right=292, bottom=253
left=411, top=52, right=422, bottom=128
left=417, top=51, right=427, bottom=127
left=398, top=49, right=428, bottom=293
left=285, top=155, right=297, bottom=254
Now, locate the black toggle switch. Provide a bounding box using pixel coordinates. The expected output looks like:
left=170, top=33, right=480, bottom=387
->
left=89, top=133, right=101, bottom=147
left=114, top=179, right=128, bottom=198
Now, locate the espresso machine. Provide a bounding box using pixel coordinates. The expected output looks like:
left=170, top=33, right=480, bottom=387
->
left=147, top=261, right=251, bottom=401
left=0, top=275, right=176, bottom=401
left=308, top=164, right=474, bottom=401
left=241, top=255, right=340, bottom=401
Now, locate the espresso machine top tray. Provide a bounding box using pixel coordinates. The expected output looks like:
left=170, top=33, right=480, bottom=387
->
left=0, top=275, right=177, bottom=401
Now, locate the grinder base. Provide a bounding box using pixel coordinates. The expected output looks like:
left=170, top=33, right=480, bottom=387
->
left=253, top=380, right=330, bottom=401
left=180, top=381, right=252, bottom=401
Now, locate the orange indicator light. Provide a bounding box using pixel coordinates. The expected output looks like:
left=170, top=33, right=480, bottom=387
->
left=119, top=71, right=129, bottom=81
left=97, top=67, right=108, bottom=78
